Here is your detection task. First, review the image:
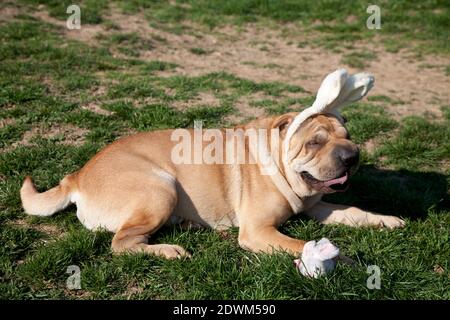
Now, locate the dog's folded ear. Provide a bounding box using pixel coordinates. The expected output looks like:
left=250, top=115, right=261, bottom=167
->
left=271, top=114, right=294, bottom=137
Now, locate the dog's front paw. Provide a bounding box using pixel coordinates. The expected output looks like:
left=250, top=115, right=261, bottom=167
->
left=377, top=215, right=405, bottom=229
left=153, top=244, right=192, bottom=259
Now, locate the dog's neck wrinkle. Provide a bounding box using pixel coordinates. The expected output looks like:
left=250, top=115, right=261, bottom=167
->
left=239, top=118, right=320, bottom=212
left=281, top=128, right=315, bottom=192
left=246, top=131, right=306, bottom=214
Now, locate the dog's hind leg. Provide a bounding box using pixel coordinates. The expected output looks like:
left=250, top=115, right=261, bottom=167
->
left=110, top=181, right=191, bottom=259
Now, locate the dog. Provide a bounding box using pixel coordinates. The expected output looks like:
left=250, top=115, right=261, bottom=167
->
left=20, top=111, right=405, bottom=259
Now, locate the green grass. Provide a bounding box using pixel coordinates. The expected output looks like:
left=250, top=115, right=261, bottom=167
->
left=368, top=95, right=405, bottom=105
left=375, top=117, right=450, bottom=171
left=0, top=2, right=449, bottom=300
left=97, top=32, right=155, bottom=57
left=341, top=51, right=377, bottom=69
left=189, top=47, right=209, bottom=55
left=341, top=103, right=398, bottom=144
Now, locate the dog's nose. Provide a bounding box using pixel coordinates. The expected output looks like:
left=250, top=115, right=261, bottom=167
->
left=335, top=147, right=359, bottom=168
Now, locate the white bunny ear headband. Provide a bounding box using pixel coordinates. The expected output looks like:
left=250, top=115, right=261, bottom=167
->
left=283, top=68, right=374, bottom=162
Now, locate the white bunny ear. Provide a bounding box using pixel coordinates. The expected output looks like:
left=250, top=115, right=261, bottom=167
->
left=326, top=72, right=375, bottom=112
left=309, top=68, right=348, bottom=114
left=302, top=240, right=317, bottom=257
left=307, top=69, right=374, bottom=116
left=315, top=238, right=340, bottom=261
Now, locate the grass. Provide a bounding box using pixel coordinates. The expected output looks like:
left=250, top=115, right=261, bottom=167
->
left=375, top=117, right=450, bottom=171
left=368, top=95, right=405, bottom=105
left=0, top=1, right=449, bottom=300
left=16, top=0, right=450, bottom=55
left=19, top=0, right=109, bottom=24
left=341, top=103, right=398, bottom=144
left=100, top=32, right=155, bottom=57
left=341, top=51, right=377, bottom=69
left=116, top=0, right=449, bottom=55
left=189, top=47, right=209, bottom=55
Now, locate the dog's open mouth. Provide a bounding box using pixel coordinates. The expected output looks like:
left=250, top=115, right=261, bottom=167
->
left=300, top=171, right=350, bottom=193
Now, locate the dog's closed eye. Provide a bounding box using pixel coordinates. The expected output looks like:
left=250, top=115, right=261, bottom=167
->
left=307, top=140, right=321, bottom=148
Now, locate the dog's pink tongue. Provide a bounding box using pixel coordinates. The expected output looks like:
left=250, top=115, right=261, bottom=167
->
left=323, top=173, right=348, bottom=187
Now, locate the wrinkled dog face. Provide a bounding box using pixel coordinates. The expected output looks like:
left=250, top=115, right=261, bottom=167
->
left=288, top=114, right=359, bottom=193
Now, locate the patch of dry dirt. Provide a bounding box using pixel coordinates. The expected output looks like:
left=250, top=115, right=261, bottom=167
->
left=81, top=102, right=113, bottom=115
left=122, top=282, right=144, bottom=299
left=8, top=218, right=65, bottom=239
left=10, top=124, right=87, bottom=149
left=0, top=4, right=20, bottom=23
left=0, top=118, right=16, bottom=128
left=363, top=139, right=377, bottom=154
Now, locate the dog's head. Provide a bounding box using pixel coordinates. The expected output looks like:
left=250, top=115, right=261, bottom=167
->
left=270, top=69, right=373, bottom=196
left=273, top=112, right=359, bottom=194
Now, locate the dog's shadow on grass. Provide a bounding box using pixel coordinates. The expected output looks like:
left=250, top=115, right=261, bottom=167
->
left=323, top=164, right=449, bottom=220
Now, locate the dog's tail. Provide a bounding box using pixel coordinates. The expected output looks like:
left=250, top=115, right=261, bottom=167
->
left=20, top=175, right=74, bottom=217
